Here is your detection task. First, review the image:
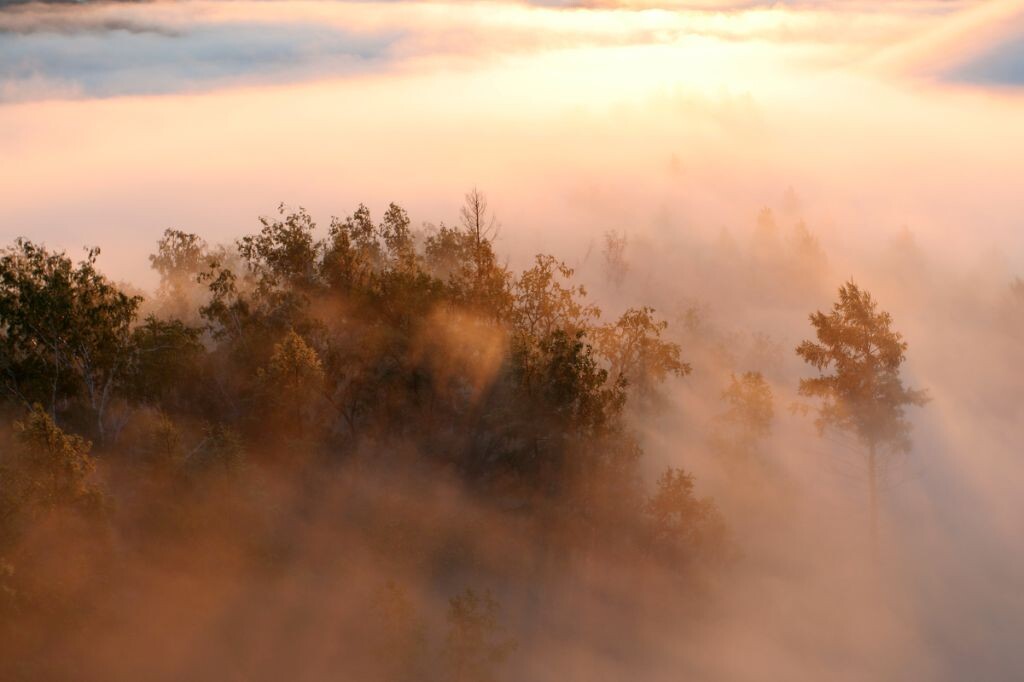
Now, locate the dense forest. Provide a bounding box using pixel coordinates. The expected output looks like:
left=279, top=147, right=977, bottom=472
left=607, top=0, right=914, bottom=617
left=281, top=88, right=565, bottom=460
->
left=0, top=191, right=932, bottom=680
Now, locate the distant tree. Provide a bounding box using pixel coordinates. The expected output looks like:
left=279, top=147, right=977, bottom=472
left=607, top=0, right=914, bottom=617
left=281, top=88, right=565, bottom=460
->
left=788, top=221, right=827, bottom=279
left=796, top=281, right=928, bottom=549
left=379, top=203, right=417, bottom=272
left=150, top=229, right=207, bottom=293
left=602, top=229, right=629, bottom=288
left=149, top=229, right=208, bottom=319
left=0, top=240, right=141, bottom=440
left=645, top=467, right=724, bottom=563
left=322, top=203, right=384, bottom=294
left=444, top=588, right=515, bottom=682
left=460, top=187, right=499, bottom=282
left=240, top=204, right=322, bottom=297
left=753, top=206, right=780, bottom=254
left=713, top=371, right=773, bottom=459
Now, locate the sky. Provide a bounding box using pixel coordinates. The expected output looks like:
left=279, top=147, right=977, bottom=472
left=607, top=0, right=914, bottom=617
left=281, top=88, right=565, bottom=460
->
left=2, top=1, right=1024, bottom=679
left=1, top=0, right=1023, bottom=284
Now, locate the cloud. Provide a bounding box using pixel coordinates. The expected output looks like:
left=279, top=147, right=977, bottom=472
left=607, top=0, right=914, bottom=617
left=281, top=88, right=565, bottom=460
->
left=0, top=13, right=401, bottom=101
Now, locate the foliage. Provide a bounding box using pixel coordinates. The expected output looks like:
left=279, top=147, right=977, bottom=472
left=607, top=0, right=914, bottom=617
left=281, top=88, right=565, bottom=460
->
left=0, top=240, right=141, bottom=439
left=796, top=281, right=928, bottom=545
left=645, top=467, right=725, bottom=563
left=0, top=195, right=728, bottom=678
left=592, top=306, right=689, bottom=402
left=0, top=405, right=104, bottom=547
left=796, top=281, right=928, bottom=454
left=713, top=371, right=773, bottom=458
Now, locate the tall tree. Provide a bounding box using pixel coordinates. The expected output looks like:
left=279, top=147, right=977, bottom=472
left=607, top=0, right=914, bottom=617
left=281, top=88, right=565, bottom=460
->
left=796, top=281, right=928, bottom=549
left=460, top=187, right=498, bottom=282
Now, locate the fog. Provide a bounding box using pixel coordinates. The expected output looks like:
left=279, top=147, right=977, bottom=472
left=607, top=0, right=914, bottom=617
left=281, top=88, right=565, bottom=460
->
left=1, top=0, right=1023, bottom=680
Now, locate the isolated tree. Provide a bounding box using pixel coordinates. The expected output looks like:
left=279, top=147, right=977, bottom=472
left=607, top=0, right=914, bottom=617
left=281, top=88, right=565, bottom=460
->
left=796, top=281, right=928, bottom=548
left=460, top=187, right=498, bottom=279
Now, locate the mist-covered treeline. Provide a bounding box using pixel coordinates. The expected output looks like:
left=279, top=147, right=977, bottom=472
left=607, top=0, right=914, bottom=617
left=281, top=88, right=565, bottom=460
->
left=0, top=191, right=740, bottom=681
left=0, top=188, right=968, bottom=681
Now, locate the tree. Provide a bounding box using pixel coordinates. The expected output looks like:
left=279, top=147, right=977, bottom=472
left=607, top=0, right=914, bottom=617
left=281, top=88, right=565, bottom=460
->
left=126, top=316, right=203, bottom=409
left=322, top=203, right=384, bottom=294
left=149, top=229, right=208, bottom=319
left=379, top=202, right=417, bottom=272
left=602, top=229, right=628, bottom=289
left=796, top=281, right=928, bottom=549
left=0, top=405, right=103, bottom=547
left=512, top=255, right=597, bottom=345
left=592, top=306, right=689, bottom=403
left=713, top=371, right=773, bottom=459
left=645, top=467, right=724, bottom=564
left=460, top=187, right=499, bottom=282
left=0, top=240, right=141, bottom=440
left=256, top=329, right=326, bottom=434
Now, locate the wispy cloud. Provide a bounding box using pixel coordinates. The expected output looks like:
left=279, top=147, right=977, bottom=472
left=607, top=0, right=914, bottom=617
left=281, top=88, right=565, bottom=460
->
left=0, top=4, right=403, bottom=101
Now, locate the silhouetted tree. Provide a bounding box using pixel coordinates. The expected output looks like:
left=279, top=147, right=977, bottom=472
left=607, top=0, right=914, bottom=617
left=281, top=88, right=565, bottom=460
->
left=796, top=281, right=928, bottom=549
